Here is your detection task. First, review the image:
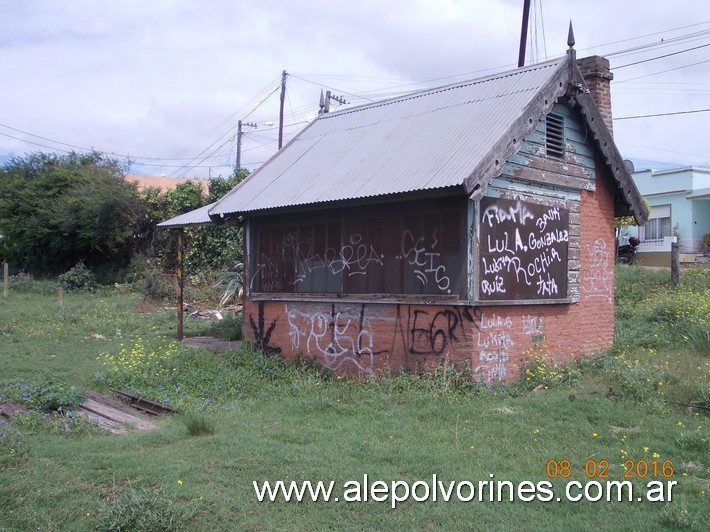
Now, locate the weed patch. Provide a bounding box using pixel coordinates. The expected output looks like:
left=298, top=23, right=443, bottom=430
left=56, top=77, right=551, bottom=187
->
left=0, top=424, right=29, bottom=467
left=0, top=378, right=84, bottom=412
left=96, top=486, right=196, bottom=531
left=181, top=411, right=216, bottom=436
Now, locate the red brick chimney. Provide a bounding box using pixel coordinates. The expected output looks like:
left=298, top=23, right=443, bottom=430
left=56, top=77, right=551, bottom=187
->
left=576, top=55, right=614, bottom=136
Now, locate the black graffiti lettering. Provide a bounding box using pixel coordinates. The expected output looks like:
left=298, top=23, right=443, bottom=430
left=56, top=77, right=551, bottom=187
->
left=407, top=308, right=469, bottom=356
left=249, top=302, right=281, bottom=354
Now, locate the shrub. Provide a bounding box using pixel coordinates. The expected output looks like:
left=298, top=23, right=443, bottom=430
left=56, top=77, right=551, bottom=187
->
left=7, top=271, right=33, bottom=292
left=519, top=345, right=578, bottom=392
left=213, top=268, right=243, bottom=307
left=58, top=262, right=97, bottom=292
left=140, top=264, right=175, bottom=301
left=0, top=378, right=84, bottom=412
left=200, top=315, right=242, bottom=341
left=609, top=357, right=664, bottom=402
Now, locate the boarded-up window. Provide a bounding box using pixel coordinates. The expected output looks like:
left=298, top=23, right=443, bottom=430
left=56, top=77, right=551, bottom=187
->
left=250, top=198, right=465, bottom=296
left=479, top=197, right=569, bottom=300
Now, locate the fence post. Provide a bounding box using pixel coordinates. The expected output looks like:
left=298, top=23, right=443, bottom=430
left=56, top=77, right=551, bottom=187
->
left=3, top=262, right=7, bottom=297
left=176, top=229, right=184, bottom=341
left=671, top=241, right=680, bottom=286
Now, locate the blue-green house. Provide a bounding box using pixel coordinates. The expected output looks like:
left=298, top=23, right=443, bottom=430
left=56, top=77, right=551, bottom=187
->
left=628, top=166, right=710, bottom=265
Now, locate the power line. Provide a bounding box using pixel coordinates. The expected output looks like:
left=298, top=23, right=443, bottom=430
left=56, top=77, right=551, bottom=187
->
left=614, top=108, right=710, bottom=120
left=614, top=42, right=710, bottom=69
left=615, top=58, right=710, bottom=83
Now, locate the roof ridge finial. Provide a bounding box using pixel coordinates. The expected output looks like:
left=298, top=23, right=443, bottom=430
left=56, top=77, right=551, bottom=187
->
left=567, top=20, right=577, bottom=68
left=318, top=89, right=325, bottom=115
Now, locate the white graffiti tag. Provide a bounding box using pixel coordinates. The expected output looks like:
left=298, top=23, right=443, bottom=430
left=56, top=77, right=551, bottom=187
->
left=582, top=239, right=613, bottom=302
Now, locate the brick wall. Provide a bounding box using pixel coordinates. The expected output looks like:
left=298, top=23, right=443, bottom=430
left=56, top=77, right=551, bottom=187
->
left=242, top=163, right=616, bottom=382
left=576, top=56, right=614, bottom=135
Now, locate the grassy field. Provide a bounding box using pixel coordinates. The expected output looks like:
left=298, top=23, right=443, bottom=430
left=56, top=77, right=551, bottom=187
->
left=0, top=267, right=708, bottom=530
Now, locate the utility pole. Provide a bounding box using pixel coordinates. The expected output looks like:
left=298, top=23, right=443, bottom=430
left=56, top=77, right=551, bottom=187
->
left=278, top=70, right=288, bottom=149
left=518, top=0, right=531, bottom=67
left=236, top=120, right=257, bottom=169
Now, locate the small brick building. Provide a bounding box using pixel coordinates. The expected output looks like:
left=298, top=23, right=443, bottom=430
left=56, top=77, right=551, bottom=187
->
left=163, top=46, right=647, bottom=381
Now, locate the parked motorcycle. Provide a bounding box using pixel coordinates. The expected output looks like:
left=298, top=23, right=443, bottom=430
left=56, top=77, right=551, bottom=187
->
left=617, top=237, right=640, bottom=265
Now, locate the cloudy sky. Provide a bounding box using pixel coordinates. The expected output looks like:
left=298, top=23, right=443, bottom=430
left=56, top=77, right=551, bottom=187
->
left=1, top=0, right=709, bottom=179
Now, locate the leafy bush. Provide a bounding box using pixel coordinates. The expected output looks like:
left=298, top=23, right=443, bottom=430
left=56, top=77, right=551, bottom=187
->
left=140, top=264, right=175, bottom=301
left=58, top=262, right=97, bottom=292
left=213, top=269, right=243, bottom=307
left=0, top=378, right=84, bottom=412
left=199, top=315, right=242, bottom=341
left=0, top=151, right=141, bottom=275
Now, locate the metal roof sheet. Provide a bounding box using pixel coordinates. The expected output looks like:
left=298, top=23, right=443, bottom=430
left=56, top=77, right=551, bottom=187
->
left=211, top=57, right=568, bottom=217
left=157, top=202, right=216, bottom=228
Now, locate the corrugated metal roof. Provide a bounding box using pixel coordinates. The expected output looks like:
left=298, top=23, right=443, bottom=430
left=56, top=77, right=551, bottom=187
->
left=211, top=57, right=568, bottom=217
left=157, top=202, right=216, bottom=228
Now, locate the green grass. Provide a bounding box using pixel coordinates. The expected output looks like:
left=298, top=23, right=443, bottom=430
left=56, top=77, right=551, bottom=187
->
left=0, top=268, right=708, bottom=530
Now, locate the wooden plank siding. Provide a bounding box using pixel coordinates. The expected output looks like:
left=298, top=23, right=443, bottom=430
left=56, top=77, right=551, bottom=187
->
left=479, top=102, right=597, bottom=304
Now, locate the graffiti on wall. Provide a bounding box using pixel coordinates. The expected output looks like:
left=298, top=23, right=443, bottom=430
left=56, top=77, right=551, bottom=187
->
left=581, top=238, right=613, bottom=302
left=392, top=305, right=475, bottom=357
left=474, top=312, right=513, bottom=381
left=398, top=229, right=452, bottom=293
left=479, top=197, right=569, bottom=300
left=249, top=302, right=281, bottom=354
left=522, top=313, right=545, bottom=343
left=285, top=304, right=390, bottom=372
left=251, top=219, right=460, bottom=295
left=246, top=304, right=554, bottom=382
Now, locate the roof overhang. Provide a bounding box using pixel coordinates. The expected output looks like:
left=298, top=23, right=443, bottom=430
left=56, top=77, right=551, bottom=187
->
left=159, top=53, right=649, bottom=228
left=157, top=202, right=216, bottom=229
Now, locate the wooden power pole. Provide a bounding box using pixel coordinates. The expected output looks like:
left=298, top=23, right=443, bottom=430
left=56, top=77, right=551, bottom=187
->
left=518, top=0, right=531, bottom=67
left=278, top=70, right=287, bottom=149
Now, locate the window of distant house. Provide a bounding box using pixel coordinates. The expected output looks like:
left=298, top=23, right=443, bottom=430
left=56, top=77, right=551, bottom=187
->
left=545, top=113, right=565, bottom=159
left=249, top=198, right=466, bottom=297
left=639, top=204, right=671, bottom=242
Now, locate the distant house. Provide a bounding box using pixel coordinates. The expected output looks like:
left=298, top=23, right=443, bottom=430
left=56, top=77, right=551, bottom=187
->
left=125, top=174, right=209, bottom=194
left=627, top=167, right=710, bottom=265
left=160, top=42, right=646, bottom=380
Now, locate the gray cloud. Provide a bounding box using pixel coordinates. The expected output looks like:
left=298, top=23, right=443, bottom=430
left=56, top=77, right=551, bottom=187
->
left=1, top=0, right=708, bottom=177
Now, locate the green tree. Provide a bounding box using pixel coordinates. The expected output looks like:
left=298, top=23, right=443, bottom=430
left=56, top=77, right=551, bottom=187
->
left=0, top=151, right=141, bottom=275
left=145, top=168, right=248, bottom=274
left=184, top=168, right=248, bottom=272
